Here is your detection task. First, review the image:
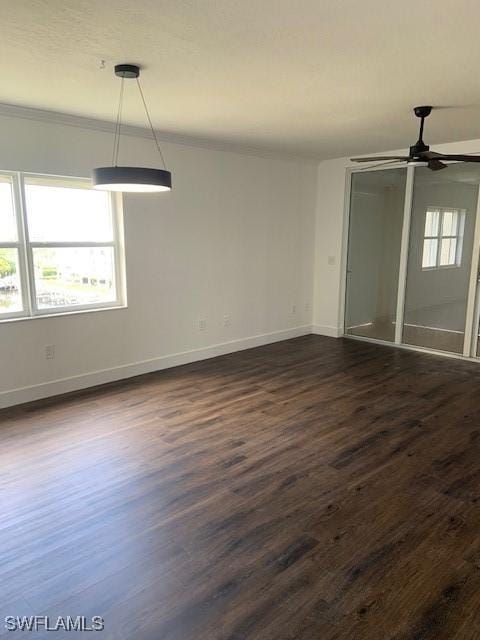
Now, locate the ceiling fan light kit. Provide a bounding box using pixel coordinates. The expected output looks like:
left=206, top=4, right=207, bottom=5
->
left=92, top=64, right=172, bottom=193
left=351, top=106, right=480, bottom=171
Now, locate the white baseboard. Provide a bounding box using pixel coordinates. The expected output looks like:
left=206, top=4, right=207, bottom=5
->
left=311, top=324, right=342, bottom=338
left=0, top=325, right=312, bottom=409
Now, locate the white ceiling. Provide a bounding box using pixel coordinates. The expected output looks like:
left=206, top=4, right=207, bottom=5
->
left=2, top=0, right=480, bottom=160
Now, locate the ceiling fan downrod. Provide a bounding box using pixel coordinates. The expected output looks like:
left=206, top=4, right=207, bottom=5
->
left=410, top=105, right=433, bottom=157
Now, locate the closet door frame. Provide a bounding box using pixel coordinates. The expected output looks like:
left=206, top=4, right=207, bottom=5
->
left=342, top=163, right=480, bottom=360
left=464, top=193, right=480, bottom=356
left=340, top=162, right=410, bottom=342
left=394, top=166, right=414, bottom=344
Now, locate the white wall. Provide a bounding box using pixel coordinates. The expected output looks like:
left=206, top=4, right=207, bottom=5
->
left=0, top=110, right=317, bottom=407
left=313, top=138, right=480, bottom=337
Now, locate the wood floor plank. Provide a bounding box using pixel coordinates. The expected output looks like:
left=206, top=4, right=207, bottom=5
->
left=2, top=335, right=480, bottom=639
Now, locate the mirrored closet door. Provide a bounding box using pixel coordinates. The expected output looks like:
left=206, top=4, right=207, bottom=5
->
left=403, top=165, right=479, bottom=354
left=344, top=168, right=406, bottom=342
left=344, top=164, right=480, bottom=358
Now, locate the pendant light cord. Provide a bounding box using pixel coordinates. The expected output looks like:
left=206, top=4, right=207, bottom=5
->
left=112, top=77, right=125, bottom=166
left=136, top=77, right=167, bottom=169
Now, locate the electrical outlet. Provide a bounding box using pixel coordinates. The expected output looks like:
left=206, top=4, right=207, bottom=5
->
left=223, top=314, right=231, bottom=327
left=45, top=345, right=55, bottom=360
left=198, top=318, right=207, bottom=331
left=292, top=305, right=297, bottom=315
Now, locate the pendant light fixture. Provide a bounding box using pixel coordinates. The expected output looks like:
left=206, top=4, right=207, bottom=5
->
left=92, top=64, right=172, bottom=193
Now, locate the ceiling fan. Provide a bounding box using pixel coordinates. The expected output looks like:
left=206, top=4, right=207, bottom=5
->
left=351, top=106, right=480, bottom=171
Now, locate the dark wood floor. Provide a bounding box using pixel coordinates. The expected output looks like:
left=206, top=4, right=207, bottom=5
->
left=2, top=335, right=480, bottom=639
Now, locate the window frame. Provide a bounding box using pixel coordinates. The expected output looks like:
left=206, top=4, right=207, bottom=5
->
left=422, top=206, right=465, bottom=271
left=0, top=171, right=126, bottom=322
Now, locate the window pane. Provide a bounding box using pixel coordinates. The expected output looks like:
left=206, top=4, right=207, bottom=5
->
left=424, top=209, right=439, bottom=237
left=25, top=182, right=113, bottom=242
left=0, top=177, right=17, bottom=242
left=441, top=210, right=458, bottom=236
left=0, top=248, right=22, bottom=313
left=440, top=237, right=457, bottom=266
left=422, top=238, right=438, bottom=268
left=33, top=247, right=116, bottom=309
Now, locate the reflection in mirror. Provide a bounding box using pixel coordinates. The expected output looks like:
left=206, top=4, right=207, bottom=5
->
left=403, top=165, right=479, bottom=353
left=345, top=168, right=406, bottom=342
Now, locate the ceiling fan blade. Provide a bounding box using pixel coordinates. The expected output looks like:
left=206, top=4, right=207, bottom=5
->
left=427, top=159, right=447, bottom=171
left=350, top=156, right=409, bottom=163
left=432, top=154, right=480, bottom=162
left=419, top=151, right=443, bottom=159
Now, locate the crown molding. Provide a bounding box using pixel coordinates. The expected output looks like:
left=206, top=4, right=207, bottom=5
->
left=0, top=102, right=318, bottom=165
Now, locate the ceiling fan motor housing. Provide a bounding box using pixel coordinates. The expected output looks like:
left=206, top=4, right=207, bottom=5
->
left=410, top=141, right=429, bottom=157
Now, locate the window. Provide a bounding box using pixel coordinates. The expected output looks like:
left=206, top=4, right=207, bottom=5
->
left=0, top=172, right=125, bottom=320
left=422, top=207, right=465, bottom=269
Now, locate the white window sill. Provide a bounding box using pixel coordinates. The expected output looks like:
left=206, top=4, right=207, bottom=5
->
left=0, top=304, right=128, bottom=324
left=421, top=265, right=461, bottom=271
